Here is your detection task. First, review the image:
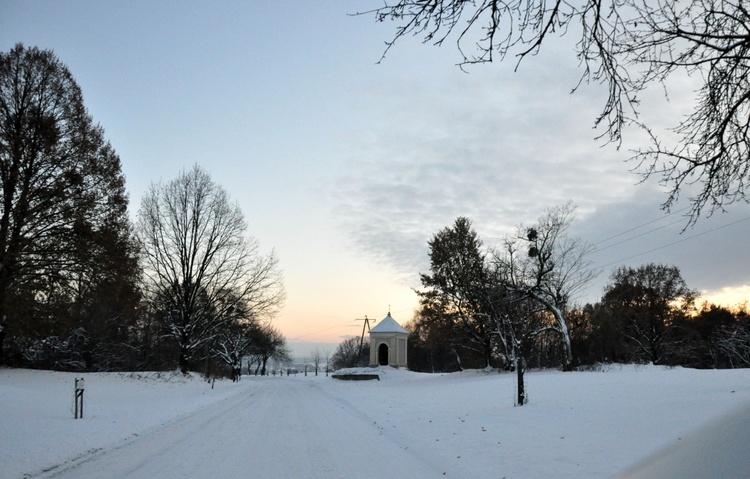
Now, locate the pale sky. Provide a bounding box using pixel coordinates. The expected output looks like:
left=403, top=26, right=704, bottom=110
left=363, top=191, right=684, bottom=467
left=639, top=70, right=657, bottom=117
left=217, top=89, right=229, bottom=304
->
left=3, top=1, right=749, bottom=358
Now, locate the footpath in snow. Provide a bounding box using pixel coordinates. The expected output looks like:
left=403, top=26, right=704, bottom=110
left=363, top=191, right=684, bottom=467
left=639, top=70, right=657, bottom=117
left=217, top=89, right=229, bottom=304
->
left=1, top=365, right=749, bottom=478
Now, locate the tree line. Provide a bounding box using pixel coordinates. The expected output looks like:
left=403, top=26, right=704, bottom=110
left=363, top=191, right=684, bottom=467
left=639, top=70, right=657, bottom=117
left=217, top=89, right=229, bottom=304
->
left=329, top=207, right=747, bottom=405
left=0, top=44, right=287, bottom=375
left=405, top=215, right=750, bottom=380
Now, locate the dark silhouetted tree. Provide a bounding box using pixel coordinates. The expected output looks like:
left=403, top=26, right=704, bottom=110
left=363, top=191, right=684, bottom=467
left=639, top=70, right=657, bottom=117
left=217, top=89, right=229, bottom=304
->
left=712, top=304, right=750, bottom=369
left=600, top=263, right=696, bottom=364
left=0, top=44, right=139, bottom=367
left=418, top=217, right=498, bottom=368
left=247, top=323, right=289, bottom=376
left=406, top=307, right=467, bottom=372
left=213, top=299, right=258, bottom=381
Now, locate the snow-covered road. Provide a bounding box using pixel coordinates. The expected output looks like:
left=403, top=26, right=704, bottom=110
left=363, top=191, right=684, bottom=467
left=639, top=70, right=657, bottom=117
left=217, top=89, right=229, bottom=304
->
left=6, top=366, right=750, bottom=479
left=42, top=378, right=446, bottom=479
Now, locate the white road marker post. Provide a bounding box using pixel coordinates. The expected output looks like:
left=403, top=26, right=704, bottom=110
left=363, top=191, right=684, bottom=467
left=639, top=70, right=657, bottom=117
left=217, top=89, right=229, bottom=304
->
left=74, top=377, right=85, bottom=419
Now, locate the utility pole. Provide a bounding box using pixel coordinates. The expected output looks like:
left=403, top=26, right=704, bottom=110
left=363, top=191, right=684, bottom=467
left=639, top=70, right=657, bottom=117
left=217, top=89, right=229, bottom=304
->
left=355, top=315, right=373, bottom=365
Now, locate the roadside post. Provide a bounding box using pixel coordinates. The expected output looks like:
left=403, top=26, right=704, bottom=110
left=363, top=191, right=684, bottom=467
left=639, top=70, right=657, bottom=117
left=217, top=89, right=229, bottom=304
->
left=74, top=377, right=85, bottom=419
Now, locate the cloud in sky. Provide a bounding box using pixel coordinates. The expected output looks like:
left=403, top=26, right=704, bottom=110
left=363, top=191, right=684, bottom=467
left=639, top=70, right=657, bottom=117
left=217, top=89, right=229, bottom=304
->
left=333, top=60, right=642, bottom=282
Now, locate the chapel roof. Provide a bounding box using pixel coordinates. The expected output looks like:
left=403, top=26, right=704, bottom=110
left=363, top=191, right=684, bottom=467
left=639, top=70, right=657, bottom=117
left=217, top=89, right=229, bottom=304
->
left=369, top=312, right=408, bottom=334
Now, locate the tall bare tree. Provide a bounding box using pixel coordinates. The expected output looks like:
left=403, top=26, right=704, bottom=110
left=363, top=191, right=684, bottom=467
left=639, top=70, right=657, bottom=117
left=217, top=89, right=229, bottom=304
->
left=136, top=165, right=284, bottom=373
left=363, top=1, right=750, bottom=223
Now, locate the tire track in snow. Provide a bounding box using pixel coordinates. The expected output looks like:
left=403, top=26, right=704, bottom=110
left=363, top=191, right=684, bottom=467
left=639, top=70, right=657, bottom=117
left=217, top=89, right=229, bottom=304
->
left=37, top=378, right=450, bottom=479
left=32, top=382, right=259, bottom=479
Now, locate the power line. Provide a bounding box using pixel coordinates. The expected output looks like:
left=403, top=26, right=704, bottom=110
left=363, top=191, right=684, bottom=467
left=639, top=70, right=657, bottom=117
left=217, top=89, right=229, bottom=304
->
left=287, top=321, right=355, bottom=341
left=388, top=306, right=414, bottom=317
left=595, top=215, right=750, bottom=271
left=592, top=206, right=690, bottom=248
left=592, top=217, right=686, bottom=254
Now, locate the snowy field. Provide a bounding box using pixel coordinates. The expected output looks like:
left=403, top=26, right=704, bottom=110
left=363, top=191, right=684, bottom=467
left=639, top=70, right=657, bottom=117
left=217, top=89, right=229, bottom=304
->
left=1, top=365, right=749, bottom=479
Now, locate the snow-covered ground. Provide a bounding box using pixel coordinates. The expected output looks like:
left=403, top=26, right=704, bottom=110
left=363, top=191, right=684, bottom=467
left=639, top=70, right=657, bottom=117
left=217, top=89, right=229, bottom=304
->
left=1, top=365, right=749, bottom=479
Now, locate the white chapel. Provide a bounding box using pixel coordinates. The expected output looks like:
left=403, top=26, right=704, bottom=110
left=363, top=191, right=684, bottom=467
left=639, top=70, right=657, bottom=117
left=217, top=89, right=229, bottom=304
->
left=368, top=312, right=408, bottom=368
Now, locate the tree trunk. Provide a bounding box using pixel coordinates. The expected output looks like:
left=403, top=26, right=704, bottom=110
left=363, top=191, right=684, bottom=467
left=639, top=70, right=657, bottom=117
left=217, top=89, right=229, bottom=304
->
left=451, top=345, right=463, bottom=371
left=0, top=321, right=5, bottom=365
left=516, top=355, right=526, bottom=406
left=179, top=348, right=189, bottom=374
left=532, top=296, right=574, bottom=371
left=0, top=278, right=11, bottom=366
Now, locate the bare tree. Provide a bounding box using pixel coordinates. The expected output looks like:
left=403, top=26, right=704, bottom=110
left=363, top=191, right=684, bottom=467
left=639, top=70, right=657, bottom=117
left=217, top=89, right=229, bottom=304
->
left=323, top=348, right=332, bottom=376
left=247, top=323, right=289, bottom=376
left=332, top=337, right=369, bottom=370
left=714, top=321, right=750, bottom=368
left=214, top=328, right=248, bottom=381
left=310, top=348, right=322, bottom=376
left=362, top=1, right=750, bottom=223
left=136, top=165, right=284, bottom=373
left=493, top=203, right=596, bottom=371
left=214, top=305, right=257, bottom=382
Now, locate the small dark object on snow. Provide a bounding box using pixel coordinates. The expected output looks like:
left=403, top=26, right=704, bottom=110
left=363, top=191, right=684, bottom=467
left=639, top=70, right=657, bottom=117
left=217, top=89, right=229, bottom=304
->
left=331, top=373, right=380, bottom=381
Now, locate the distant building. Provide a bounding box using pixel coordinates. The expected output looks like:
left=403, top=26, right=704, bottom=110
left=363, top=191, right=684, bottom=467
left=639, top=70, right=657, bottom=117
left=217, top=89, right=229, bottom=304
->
left=368, top=312, right=408, bottom=368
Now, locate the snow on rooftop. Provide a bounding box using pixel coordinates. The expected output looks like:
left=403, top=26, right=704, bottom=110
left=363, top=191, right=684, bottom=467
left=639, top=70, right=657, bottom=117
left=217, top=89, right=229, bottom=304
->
left=369, top=313, right=408, bottom=334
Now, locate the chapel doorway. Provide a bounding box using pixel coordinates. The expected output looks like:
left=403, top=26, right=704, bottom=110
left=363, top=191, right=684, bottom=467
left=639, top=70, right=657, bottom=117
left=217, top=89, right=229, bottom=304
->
left=378, top=343, right=389, bottom=366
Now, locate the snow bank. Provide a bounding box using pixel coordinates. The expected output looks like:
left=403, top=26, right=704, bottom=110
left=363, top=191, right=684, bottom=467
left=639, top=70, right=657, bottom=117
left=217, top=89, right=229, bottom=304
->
left=0, top=369, right=249, bottom=479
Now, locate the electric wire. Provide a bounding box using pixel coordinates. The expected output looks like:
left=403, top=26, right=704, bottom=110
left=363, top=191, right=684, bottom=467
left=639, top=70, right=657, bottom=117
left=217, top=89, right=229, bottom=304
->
left=592, top=206, right=691, bottom=247
left=592, top=217, right=687, bottom=254
left=287, top=321, right=355, bottom=341
left=594, top=214, right=750, bottom=271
